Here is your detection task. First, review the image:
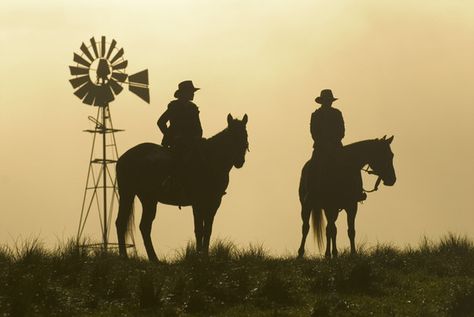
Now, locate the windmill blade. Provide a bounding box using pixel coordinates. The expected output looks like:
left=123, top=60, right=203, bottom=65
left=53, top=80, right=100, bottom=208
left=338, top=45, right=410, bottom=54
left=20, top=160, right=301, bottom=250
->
left=90, top=37, right=99, bottom=58
left=94, top=85, right=114, bottom=107
left=109, top=79, right=123, bottom=95
left=69, top=75, right=90, bottom=89
left=110, top=48, right=124, bottom=64
left=73, top=53, right=91, bottom=67
left=112, top=72, right=128, bottom=82
left=129, top=69, right=148, bottom=86
left=106, top=39, right=117, bottom=60
left=80, top=42, right=94, bottom=62
left=83, top=88, right=97, bottom=105
left=69, top=66, right=89, bottom=76
left=112, top=60, right=128, bottom=70
left=129, top=85, right=150, bottom=103
left=74, top=81, right=92, bottom=99
left=101, top=36, right=106, bottom=57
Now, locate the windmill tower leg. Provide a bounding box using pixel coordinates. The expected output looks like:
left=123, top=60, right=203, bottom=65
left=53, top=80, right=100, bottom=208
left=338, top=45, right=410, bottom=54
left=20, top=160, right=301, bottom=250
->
left=102, top=105, right=108, bottom=249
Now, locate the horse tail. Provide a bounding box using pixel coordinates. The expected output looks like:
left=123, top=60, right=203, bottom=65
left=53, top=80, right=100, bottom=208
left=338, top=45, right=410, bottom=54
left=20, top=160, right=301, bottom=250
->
left=311, top=207, right=325, bottom=251
left=300, top=159, right=325, bottom=251
left=116, top=157, right=136, bottom=249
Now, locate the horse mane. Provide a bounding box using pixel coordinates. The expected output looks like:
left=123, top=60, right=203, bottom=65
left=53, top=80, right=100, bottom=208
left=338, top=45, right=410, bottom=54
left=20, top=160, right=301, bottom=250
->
left=342, top=139, right=379, bottom=166
left=206, top=127, right=230, bottom=146
left=343, top=138, right=378, bottom=150
left=203, top=127, right=234, bottom=159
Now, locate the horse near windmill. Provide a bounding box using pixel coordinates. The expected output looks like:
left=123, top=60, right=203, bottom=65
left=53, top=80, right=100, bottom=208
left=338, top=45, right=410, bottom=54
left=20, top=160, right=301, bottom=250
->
left=297, top=136, right=396, bottom=258
left=115, top=114, right=249, bottom=262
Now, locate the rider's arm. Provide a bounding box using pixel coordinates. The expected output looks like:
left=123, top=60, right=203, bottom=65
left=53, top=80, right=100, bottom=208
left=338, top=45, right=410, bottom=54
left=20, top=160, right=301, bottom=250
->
left=310, top=112, right=318, bottom=142
left=336, top=110, right=345, bottom=140
left=157, top=109, right=170, bottom=135
left=193, top=105, right=203, bottom=138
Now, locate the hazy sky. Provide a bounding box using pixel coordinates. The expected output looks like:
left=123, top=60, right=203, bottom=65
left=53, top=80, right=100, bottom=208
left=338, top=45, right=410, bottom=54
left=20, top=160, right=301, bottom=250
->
left=1, top=0, right=473, bottom=257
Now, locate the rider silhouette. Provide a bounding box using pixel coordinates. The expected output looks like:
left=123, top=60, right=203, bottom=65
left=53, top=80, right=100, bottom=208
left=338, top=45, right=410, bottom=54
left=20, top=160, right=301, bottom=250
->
left=158, top=80, right=203, bottom=147
left=157, top=80, right=203, bottom=195
left=309, top=89, right=344, bottom=201
left=311, top=89, right=344, bottom=155
left=309, top=89, right=365, bottom=202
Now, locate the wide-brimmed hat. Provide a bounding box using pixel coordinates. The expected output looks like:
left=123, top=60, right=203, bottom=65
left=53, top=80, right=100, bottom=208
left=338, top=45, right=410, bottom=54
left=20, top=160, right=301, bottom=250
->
left=174, top=80, right=200, bottom=98
left=315, top=89, right=338, bottom=104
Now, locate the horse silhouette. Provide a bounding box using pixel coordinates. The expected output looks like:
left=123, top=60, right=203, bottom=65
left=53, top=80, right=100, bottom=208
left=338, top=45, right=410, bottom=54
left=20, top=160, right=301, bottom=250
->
left=298, top=136, right=396, bottom=258
left=116, top=114, right=249, bottom=261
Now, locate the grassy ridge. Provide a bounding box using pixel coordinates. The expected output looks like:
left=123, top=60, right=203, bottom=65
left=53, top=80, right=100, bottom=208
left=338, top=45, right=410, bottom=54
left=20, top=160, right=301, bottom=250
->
left=1, top=234, right=474, bottom=316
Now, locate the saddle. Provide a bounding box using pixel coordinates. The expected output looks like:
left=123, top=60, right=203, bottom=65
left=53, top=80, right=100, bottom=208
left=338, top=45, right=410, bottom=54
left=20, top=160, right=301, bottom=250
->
left=309, top=153, right=366, bottom=207
left=159, top=141, right=206, bottom=203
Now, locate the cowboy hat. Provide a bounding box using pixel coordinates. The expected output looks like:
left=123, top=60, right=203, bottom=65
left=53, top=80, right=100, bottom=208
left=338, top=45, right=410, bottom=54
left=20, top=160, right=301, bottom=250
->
left=315, top=89, right=338, bottom=104
left=174, top=80, right=200, bottom=98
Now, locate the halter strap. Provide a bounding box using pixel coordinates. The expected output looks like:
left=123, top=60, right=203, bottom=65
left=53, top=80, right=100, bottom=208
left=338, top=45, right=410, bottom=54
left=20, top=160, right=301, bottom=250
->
left=362, top=166, right=382, bottom=193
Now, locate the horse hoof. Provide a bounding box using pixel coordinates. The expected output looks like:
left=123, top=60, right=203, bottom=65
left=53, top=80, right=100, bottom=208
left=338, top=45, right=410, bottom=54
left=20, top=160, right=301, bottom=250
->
left=149, top=256, right=160, bottom=263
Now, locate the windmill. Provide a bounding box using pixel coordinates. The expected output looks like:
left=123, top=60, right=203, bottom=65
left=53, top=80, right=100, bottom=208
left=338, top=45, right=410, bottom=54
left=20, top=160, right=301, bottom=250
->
left=69, top=36, right=150, bottom=251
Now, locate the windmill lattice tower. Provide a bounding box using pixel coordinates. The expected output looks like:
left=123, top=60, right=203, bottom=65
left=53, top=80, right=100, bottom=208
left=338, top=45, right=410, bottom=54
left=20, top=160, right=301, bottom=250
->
left=68, top=36, right=150, bottom=251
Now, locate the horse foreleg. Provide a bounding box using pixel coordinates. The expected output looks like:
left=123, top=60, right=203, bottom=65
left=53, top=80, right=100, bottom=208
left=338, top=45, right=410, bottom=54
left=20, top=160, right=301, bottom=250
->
left=202, top=198, right=221, bottom=255
left=116, top=192, right=134, bottom=258
left=202, top=214, right=215, bottom=255
left=324, top=209, right=339, bottom=258
left=139, top=201, right=159, bottom=262
left=346, top=203, right=358, bottom=255
left=192, top=206, right=204, bottom=253
left=297, top=203, right=311, bottom=258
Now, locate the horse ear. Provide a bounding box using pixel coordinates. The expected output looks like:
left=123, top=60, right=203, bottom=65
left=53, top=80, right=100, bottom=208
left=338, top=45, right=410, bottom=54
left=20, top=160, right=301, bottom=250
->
left=227, top=113, right=233, bottom=125
left=382, top=135, right=387, bottom=140
left=387, top=135, right=394, bottom=144
left=242, top=114, right=248, bottom=125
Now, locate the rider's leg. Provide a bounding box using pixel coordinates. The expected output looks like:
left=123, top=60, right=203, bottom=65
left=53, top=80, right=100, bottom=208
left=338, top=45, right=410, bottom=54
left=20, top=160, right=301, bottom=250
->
left=355, top=171, right=366, bottom=201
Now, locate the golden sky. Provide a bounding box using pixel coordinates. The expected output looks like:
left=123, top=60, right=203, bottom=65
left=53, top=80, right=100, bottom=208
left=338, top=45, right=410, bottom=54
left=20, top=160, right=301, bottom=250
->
left=1, top=0, right=473, bottom=256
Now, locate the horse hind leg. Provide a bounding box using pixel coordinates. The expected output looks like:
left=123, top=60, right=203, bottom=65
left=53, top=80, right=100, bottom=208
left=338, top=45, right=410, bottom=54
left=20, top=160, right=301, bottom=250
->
left=331, top=209, right=340, bottom=258
left=139, top=199, right=159, bottom=262
left=297, top=202, right=311, bottom=258
left=192, top=206, right=204, bottom=253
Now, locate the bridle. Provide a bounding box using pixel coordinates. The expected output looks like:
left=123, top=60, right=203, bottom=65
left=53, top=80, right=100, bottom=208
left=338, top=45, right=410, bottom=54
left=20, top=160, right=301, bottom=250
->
left=362, top=165, right=382, bottom=193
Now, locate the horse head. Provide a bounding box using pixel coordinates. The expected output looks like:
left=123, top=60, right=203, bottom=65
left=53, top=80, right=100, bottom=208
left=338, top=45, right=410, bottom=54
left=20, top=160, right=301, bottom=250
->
left=368, top=135, right=396, bottom=186
left=226, top=113, right=249, bottom=169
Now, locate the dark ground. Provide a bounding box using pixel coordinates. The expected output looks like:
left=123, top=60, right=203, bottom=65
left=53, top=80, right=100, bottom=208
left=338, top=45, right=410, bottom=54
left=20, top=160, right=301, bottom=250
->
left=1, top=234, right=474, bottom=316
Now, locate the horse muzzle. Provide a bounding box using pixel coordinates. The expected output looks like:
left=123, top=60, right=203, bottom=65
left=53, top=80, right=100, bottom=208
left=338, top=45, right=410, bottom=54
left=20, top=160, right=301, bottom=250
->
left=234, top=159, right=245, bottom=169
left=383, top=176, right=396, bottom=186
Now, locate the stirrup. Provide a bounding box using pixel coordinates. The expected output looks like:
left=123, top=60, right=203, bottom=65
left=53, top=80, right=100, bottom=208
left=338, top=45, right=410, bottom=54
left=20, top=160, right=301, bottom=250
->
left=358, top=192, right=367, bottom=202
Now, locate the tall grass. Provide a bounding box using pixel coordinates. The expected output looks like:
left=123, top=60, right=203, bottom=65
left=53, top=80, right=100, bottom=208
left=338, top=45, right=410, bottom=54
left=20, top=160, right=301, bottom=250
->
left=0, top=234, right=473, bottom=316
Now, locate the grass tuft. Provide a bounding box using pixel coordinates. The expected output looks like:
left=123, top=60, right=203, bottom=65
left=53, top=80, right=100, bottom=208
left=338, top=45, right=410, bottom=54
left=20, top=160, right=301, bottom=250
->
left=438, top=233, right=473, bottom=254
left=209, top=239, right=236, bottom=261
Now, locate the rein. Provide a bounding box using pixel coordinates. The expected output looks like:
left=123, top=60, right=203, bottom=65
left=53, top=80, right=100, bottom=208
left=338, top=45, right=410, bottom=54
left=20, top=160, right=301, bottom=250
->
left=362, top=166, right=382, bottom=193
